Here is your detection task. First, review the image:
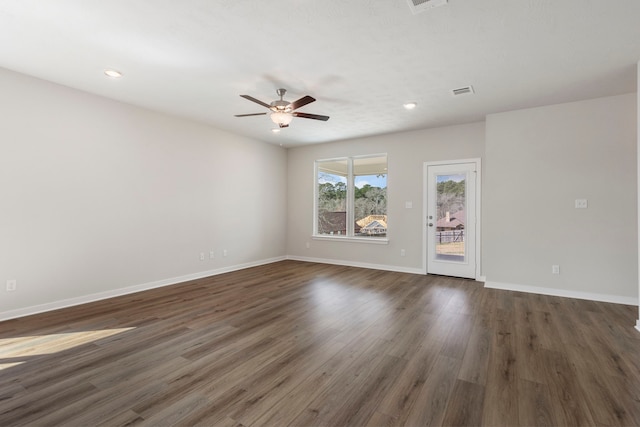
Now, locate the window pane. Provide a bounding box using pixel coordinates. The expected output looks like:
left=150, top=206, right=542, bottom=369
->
left=317, top=160, right=348, bottom=236
left=353, top=156, right=387, bottom=237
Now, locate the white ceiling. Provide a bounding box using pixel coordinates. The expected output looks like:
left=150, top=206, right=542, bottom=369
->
left=1, top=0, right=639, bottom=147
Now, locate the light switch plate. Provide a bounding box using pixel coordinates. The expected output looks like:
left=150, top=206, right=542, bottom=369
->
left=575, top=199, right=588, bottom=209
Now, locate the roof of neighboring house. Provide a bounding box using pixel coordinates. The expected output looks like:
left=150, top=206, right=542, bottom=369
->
left=436, top=210, right=465, bottom=229
left=356, top=215, right=387, bottom=229
left=318, top=211, right=361, bottom=234
left=363, top=220, right=386, bottom=229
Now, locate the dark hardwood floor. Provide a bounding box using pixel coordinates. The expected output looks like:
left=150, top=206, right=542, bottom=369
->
left=1, top=260, right=640, bottom=426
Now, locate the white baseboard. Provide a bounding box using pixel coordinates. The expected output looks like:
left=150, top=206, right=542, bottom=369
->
left=0, top=256, right=287, bottom=322
left=286, top=255, right=424, bottom=275
left=636, top=319, right=640, bottom=333
left=485, top=280, right=639, bottom=306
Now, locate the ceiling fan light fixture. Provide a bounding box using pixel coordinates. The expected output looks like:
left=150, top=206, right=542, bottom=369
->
left=270, top=111, right=293, bottom=126
left=236, top=88, right=328, bottom=128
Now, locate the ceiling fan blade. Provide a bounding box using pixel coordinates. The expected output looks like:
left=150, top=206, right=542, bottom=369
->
left=234, top=113, right=267, bottom=117
left=289, top=95, right=316, bottom=111
left=240, top=95, right=272, bottom=109
left=292, top=112, right=330, bottom=121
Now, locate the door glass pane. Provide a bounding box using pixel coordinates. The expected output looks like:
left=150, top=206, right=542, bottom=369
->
left=436, top=173, right=466, bottom=262
left=317, top=160, right=348, bottom=235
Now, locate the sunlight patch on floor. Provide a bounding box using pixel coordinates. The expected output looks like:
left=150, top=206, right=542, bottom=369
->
left=0, top=327, right=135, bottom=364
left=0, top=361, right=25, bottom=370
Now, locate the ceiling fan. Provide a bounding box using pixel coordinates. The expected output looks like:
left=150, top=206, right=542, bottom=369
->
left=235, top=88, right=330, bottom=128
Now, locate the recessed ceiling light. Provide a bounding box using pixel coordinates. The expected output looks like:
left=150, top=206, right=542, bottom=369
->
left=104, top=69, right=122, bottom=78
left=403, top=102, right=417, bottom=110
left=271, top=128, right=281, bottom=133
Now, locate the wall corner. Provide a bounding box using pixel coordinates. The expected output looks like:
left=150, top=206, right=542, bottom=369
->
left=637, top=60, right=640, bottom=328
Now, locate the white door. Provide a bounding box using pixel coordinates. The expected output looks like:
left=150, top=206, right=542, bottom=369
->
left=425, top=160, right=479, bottom=279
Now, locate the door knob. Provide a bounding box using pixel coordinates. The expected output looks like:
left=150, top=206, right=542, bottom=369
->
left=428, top=223, right=433, bottom=227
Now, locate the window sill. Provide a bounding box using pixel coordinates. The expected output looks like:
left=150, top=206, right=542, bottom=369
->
left=312, top=235, right=389, bottom=245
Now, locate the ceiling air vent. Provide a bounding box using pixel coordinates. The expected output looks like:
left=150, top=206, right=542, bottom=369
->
left=407, top=0, right=447, bottom=15
left=451, top=86, right=475, bottom=96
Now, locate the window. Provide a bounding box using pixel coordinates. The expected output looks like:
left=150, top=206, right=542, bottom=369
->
left=315, top=154, right=387, bottom=241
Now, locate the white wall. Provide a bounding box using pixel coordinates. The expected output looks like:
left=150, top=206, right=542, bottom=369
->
left=0, top=68, right=287, bottom=319
left=286, top=123, right=485, bottom=272
left=485, top=93, right=638, bottom=303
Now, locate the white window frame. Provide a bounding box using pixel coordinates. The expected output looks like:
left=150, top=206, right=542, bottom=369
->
left=313, top=154, right=388, bottom=244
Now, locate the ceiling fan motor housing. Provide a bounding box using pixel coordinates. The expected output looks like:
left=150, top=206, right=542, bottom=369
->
left=270, top=99, right=291, bottom=112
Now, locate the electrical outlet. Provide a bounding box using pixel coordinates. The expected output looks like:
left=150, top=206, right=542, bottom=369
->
left=209, top=251, right=215, bottom=259
left=223, top=249, right=228, bottom=257
left=400, top=249, right=406, bottom=257
left=6, top=279, right=16, bottom=292
left=552, top=265, right=560, bottom=274
left=305, top=242, right=310, bottom=249
left=200, top=252, right=205, bottom=261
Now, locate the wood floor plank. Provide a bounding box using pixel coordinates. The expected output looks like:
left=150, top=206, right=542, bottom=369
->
left=384, top=312, right=433, bottom=360
left=29, top=379, right=168, bottom=426
left=3, top=324, right=190, bottom=392
left=457, top=325, right=491, bottom=385
left=130, top=337, right=282, bottom=419
left=481, top=308, right=519, bottom=426
left=287, top=338, right=394, bottom=427
left=250, top=332, right=384, bottom=427
left=440, top=379, right=485, bottom=426
left=565, top=342, right=639, bottom=426
left=439, top=312, right=474, bottom=360
left=323, top=354, right=407, bottom=427
left=96, top=409, right=144, bottom=427
left=472, top=287, right=498, bottom=330
left=0, top=379, right=99, bottom=426
left=364, top=410, right=398, bottom=427
left=177, top=386, right=249, bottom=427
left=402, top=355, right=462, bottom=427
left=228, top=329, right=347, bottom=426
left=517, top=379, right=555, bottom=426
left=1, top=260, right=639, bottom=426
left=138, top=392, right=211, bottom=426
left=376, top=340, right=442, bottom=420
left=541, top=348, right=596, bottom=426
left=513, top=297, right=547, bottom=384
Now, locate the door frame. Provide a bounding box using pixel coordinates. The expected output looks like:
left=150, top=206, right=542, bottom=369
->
left=422, top=158, right=482, bottom=279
